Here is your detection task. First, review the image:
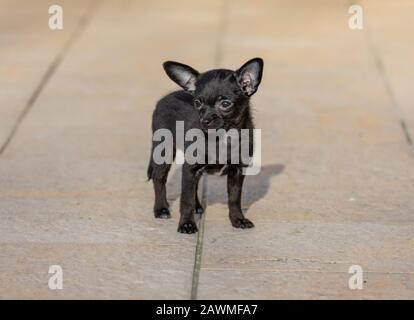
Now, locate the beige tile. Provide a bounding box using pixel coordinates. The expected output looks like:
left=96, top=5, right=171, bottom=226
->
left=199, top=0, right=414, bottom=299
left=362, top=0, right=414, bottom=139
left=0, top=0, right=92, bottom=147
left=0, top=0, right=221, bottom=298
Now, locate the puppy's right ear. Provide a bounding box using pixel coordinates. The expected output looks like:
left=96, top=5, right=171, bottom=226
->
left=235, top=58, right=263, bottom=97
left=163, top=61, right=199, bottom=92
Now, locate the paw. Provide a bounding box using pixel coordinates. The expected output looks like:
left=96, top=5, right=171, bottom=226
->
left=154, top=208, right=171, bottom=219
left=177, top=221, right=198, bottom=234
left=195, top=205, right=204, bottom=215
left=231, top=217, right=254, bottom=229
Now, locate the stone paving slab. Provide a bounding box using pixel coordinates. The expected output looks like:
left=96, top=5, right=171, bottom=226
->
left=198, top=269, right=414, bottom=299
left=0, top=0, right=91, bottom=148
left=0, top=0, right=413, bottom=299
left=0, top=243, right=194, bottom=299
left=198, top=220, right=414, bottom=299
left=0, top=0, right=221, bottom=299
left=362, top=0, right=414, bottom=140
left=198, top=0, right=414, bottom=299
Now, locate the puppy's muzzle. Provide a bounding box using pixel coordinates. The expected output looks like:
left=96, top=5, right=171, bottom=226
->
left=200, top=113, right=223, bottom=129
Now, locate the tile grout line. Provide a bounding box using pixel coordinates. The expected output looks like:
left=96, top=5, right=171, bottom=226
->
left=365, top=31, right=413, bottom=147
left=0, top=0, right=101, bottom=156
left=190, top=176, right=207, bottom=300
left=190, top=0, right=231, bottom=300
left=354, top=0, right=414, bottom=149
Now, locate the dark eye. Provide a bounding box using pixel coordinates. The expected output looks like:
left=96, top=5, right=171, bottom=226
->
left=194, top=99, right=202, bottom=109
left=220, top=100, right=233, bottom=110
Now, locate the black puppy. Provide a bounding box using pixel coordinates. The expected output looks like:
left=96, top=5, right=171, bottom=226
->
left=147, top=58, right=263, bottom=233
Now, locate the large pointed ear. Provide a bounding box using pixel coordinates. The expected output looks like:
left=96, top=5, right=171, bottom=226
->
left=163, top=61, right=199, bottom=92
left=235, top=58, right=264, bottom=97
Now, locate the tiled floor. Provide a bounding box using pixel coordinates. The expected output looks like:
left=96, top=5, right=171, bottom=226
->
left=0, top=0, right=413, bottom=299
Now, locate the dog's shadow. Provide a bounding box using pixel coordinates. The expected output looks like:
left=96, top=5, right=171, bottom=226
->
left=167, top=164, right=285, bottom=212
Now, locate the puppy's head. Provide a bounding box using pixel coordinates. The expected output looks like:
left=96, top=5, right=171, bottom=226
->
left=163, top=58, right=263, bottom=130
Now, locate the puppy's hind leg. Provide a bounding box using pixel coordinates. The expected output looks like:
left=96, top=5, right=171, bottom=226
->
left=148, top=161, right=172, bottom=219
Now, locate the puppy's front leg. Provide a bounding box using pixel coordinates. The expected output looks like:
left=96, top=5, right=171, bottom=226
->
left=227, top=167, right=254, bottom=229
left=178, top=163, right=198, bottom=233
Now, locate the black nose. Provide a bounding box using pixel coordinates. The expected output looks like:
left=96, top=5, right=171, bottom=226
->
left=201, top=114, right=218, bottom=126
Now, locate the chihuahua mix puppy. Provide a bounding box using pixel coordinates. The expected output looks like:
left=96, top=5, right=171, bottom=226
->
left=147, top=58, right=263, bottom=233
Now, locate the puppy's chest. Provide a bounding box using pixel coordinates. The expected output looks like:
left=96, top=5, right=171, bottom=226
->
left=203, top=164, right=230, bottom=176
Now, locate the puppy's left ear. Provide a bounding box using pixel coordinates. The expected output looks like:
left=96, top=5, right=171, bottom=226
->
left=163, top=61, right=199, bottom=92
left=235, top=58, right=264, bottom=97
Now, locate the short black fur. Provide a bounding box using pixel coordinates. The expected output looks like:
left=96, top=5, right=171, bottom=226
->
left=147, top=58, right=264, bottom=233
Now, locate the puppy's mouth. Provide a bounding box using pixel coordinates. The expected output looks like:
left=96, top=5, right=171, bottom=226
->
left=200, top=118, right=225, bottom=130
